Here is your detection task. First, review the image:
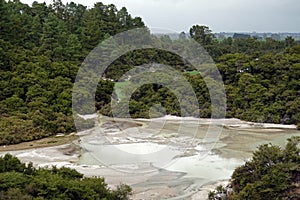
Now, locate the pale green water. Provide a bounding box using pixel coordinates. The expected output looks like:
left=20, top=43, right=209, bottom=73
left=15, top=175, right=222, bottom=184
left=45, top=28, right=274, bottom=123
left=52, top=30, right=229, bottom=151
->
left=78, top=118, right=300, bottom=198
left=79, top=118, right=300, bottom=176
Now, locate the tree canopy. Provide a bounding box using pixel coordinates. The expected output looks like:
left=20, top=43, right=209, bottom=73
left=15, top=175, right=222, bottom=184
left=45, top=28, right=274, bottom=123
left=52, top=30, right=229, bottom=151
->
left=0, top=0, right=145, bottom=144
left=209, top=137, right=300, bottom=199
left=0, top=154, right=132, bottom=199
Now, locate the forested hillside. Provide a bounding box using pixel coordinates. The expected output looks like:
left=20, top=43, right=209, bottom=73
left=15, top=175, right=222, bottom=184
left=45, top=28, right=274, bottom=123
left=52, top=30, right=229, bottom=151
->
left=0, top=0, right=299, bottom=145
left=0, top=0, right=144, bottom=144
left=99, top=26, right=300, bottom=129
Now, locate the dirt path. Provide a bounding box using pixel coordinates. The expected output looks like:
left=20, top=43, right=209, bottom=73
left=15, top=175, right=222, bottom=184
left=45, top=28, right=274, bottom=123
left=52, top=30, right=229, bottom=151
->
left=0, top=134, right=78, bottom=152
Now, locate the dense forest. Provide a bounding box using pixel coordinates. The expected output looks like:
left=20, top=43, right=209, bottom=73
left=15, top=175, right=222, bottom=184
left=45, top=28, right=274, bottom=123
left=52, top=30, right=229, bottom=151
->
left=0, top=154, right=132, bottom=199
left=208, top=137, right=300, bottom=199
left=0, top=0, right=300, bottom=145
left=0, top=0, right=144, bottom=144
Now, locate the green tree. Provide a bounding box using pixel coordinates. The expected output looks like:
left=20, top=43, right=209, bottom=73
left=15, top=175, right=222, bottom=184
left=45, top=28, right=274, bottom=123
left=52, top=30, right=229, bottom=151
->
left=189, top=25, right=215, bottom=46
left=285, top=36, right=296, bottom=47
left=226, top=137, right=300, bottom=199
left=0, top=154, right=132, bottom=199
left=39, top=12, right=68, bottom=60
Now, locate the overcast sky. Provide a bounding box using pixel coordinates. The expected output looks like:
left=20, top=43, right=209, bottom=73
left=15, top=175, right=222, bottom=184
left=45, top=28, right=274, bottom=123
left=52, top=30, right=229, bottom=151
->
left=22, top=0, right=300, bottom=33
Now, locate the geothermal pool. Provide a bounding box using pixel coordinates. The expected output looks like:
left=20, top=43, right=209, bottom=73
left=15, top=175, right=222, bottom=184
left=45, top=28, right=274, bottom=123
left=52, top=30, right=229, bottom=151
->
left=1, top=116, right=299, bottom=199
left=76, top=116, right=300, bottom=199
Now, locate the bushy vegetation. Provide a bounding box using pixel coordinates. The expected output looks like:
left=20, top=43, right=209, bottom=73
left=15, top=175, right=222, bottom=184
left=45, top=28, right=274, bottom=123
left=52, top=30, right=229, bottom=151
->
left=0, top=0, right=144, bottom=145
left=0, top=154, right=132, bottom=199
left=99, top=32, right=300, bottom=127
left=209, top=137, right=300, bottom=199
